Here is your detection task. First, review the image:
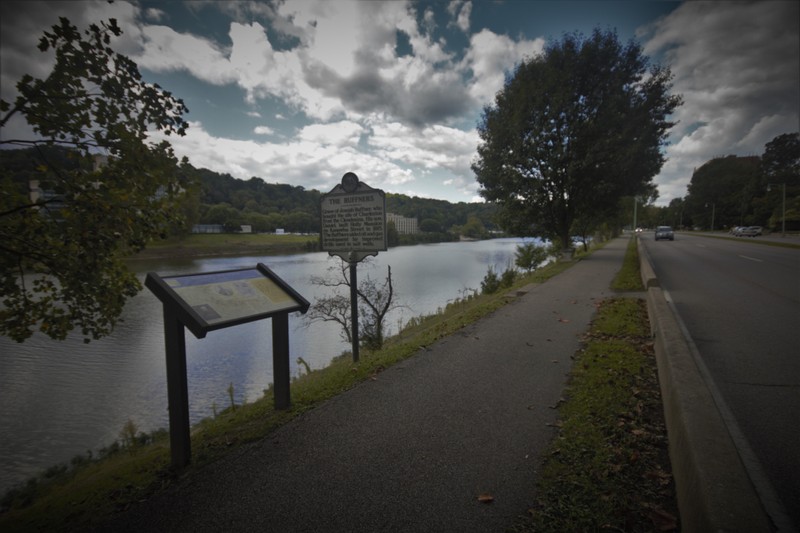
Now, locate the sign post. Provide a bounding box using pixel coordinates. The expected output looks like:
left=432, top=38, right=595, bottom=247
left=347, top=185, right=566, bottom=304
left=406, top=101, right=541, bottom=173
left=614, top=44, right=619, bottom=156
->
left=145, top=264, right=309, bottom=470
left=321, top=172, right=387, bottom=361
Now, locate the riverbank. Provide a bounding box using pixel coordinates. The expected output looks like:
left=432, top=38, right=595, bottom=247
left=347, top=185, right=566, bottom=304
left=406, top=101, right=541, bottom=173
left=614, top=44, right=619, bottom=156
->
left=127, top=233, right=320, bottom=260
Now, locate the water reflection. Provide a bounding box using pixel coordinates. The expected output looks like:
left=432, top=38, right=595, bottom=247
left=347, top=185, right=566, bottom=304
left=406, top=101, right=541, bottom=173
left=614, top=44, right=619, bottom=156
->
left=0, top=238, right=538, bottom=491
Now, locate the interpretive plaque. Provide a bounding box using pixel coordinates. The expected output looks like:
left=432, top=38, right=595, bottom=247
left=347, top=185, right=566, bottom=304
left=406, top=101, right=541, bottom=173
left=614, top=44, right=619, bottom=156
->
left=145, top=264, right=309, bottom=469
left=321, top=172, right=387, bottom=261
left=146, top=264, right=308, bottom=339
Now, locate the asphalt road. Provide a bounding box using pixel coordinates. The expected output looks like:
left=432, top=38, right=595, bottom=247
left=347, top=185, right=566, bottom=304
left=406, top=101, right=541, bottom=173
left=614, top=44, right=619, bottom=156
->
left=640, top=232, right=800, bottom=530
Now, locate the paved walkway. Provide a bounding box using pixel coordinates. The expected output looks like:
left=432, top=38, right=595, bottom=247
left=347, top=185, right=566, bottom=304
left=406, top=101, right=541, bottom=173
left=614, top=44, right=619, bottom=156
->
left=96, top=237, right=631, bottom=533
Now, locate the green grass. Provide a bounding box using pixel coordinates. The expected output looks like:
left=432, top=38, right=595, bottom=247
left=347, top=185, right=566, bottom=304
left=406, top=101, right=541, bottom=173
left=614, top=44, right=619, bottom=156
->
left=610, top=237, right=645, bottom=291
left=514, top=297, right=678, bottom=532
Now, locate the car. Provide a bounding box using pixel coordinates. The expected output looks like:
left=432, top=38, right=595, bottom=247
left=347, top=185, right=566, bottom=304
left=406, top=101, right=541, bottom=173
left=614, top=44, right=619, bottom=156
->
left=740, top=226, right=762, bottom=237
left=655, top=226, right=674, bottom=241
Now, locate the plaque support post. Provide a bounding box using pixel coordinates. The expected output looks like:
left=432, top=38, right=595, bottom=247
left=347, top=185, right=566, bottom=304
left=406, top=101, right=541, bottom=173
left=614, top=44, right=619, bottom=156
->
left=163, top=305, right=191, bottom=470
left=349, top=260, right=359, bottom=363
left=272, top=313, right=291, bottom=410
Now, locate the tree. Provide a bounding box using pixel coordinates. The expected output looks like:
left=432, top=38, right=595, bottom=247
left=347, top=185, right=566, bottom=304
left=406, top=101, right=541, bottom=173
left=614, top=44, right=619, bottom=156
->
left=759, top=132, right=800, bottom=231
left=305, top=261, right=402, bottom=351
left=459, top=215, right=487, bottom=239
left=0, top=18, right=189, bottom=342
left=685, top=156, right=761, bottom=229
left=760, top=132, right=799, bottom=186
left=514, top=242, right=549, bottom=273
left=473, top=29, right=681, bottom=248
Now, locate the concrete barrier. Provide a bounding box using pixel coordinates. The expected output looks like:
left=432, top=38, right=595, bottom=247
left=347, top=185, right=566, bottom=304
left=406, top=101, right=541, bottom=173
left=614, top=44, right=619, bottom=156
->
left=637, top=238, right=773, bottom=532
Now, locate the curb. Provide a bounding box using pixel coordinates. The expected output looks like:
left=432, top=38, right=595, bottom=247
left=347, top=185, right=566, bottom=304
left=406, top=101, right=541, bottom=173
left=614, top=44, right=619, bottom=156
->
left=636, top=238, right=773, bottom=532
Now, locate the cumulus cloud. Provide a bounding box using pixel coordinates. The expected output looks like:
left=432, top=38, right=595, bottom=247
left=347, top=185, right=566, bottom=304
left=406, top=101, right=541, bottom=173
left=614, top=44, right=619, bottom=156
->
left=641, top=0, right=800, bottom=203
left=447, top=0, right=472, bottom=33
left=463, top=29, right=545, bottom=105
left=8, top=1, right=791, bottom=206
left=153, top=121, right=412, bottom=193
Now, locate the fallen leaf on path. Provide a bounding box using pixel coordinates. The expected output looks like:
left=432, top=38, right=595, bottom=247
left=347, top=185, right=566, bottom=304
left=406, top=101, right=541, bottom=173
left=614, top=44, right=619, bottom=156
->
left=477, top=493, right=494, bottom=503
left=558, top=318, right=570, bottom=323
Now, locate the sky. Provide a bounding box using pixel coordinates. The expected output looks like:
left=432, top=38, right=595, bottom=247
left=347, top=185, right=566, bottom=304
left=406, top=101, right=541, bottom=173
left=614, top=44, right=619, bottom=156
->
left=1, top=1, right=798, bottom=206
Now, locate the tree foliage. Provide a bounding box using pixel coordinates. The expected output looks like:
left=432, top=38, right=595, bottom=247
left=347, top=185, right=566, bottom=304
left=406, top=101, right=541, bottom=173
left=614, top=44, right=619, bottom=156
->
left=0, top=18, right=189, bottom=342
left=759, top=132, right=800, bottom=231
left=473, top=29, right=681, bottom=247
left=515, top=242, right=550, bottom=273
left=183, top=167, right=498, bottom=238
left=684, top=155, right=761, bottom=229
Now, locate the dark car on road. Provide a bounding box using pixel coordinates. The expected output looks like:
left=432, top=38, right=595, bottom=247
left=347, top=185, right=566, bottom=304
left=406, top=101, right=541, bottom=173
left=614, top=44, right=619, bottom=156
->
left=655, top=226, right=674, bottom=241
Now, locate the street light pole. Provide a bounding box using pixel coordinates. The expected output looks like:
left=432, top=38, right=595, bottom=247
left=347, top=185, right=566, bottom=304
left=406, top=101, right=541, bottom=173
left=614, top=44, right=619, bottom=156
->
left=767, top=183, right=786, bottom=237
left=781, top=183, right=786, bottom=238
left=706, top=202, right=715, bottom=232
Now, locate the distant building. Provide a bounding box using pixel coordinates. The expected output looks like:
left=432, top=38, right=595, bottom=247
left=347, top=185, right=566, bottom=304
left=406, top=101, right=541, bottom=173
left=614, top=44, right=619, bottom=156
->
left=386, top=212, right=418, bottom=235
left=192, top=224, right=224, bottom=234
left=28, top=180, right=65, bottom=214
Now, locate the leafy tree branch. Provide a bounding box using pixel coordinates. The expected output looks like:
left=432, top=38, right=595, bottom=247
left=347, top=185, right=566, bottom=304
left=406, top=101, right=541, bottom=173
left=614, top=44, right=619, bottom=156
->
left=1, top=17, right=190, bottom=343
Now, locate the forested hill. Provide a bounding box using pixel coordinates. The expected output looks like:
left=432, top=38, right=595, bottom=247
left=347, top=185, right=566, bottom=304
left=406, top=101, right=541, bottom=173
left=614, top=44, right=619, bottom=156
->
left=189, top=164, right=498, bottom=235
left=2, top=147, right=497, bottom=236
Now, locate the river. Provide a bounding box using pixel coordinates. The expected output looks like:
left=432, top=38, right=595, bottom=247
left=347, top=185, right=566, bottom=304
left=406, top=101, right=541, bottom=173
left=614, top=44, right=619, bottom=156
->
left=0, top=238, right=540, bottom=492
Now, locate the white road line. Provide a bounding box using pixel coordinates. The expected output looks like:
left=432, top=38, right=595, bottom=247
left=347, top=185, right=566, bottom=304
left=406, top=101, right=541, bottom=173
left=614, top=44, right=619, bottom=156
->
left=739, top=255, right=763, bottom=262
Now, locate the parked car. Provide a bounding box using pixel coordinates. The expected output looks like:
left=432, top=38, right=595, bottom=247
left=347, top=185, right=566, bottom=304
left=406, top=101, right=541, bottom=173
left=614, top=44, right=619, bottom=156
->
left=655, top=226, right=674, bottom=241
left=740, top=226, right=762, bottom=237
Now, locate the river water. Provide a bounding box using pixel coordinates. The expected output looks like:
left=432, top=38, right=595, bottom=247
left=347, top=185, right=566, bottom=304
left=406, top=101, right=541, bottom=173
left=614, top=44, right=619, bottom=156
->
left=0, top=238, right=540, bottom=492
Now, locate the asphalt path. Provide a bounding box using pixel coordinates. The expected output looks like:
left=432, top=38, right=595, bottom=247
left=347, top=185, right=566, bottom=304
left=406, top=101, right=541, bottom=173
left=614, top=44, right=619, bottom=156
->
left=640, top=232, right=800, bottom=529
left=94, top=238, right=632, bottom=533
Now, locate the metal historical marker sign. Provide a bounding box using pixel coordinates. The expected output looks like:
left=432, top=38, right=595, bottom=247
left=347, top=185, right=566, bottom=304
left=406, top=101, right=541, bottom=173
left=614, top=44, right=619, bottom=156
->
left=321, top=171, right=387, bottom=263
left=320, top=172, right=387, bottom=361
left=146, top=264, right=309, bottom=469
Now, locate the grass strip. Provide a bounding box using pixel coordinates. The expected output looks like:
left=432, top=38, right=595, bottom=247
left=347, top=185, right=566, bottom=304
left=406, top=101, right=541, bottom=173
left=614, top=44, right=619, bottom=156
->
left=611, top=237, right=645, bottom=292
left=514, top=297, right=679, bottom=532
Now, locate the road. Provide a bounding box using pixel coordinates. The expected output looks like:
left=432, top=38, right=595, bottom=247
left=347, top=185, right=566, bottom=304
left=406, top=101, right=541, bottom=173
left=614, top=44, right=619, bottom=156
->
left=640, top=232, right=800, bottom=530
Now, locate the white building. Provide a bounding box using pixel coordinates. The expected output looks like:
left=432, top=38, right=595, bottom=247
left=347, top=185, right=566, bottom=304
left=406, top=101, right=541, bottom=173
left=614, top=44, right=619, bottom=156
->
left=386, top=212, right=418, bottom=235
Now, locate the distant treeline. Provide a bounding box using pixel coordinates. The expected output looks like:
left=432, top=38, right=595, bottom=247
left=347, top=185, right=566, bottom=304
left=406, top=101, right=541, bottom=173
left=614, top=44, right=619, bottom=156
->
left=2, top=146, right=499, bottom=240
